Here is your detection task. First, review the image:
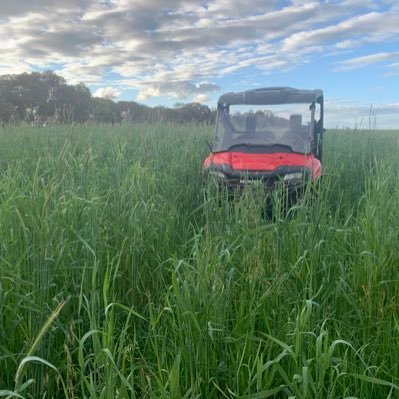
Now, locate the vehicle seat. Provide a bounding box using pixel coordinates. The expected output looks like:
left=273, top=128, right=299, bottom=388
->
left=283, top=114, right=308, bottom=138
left=281, top=114, right=308, bottom=148
left=245, top=115, right=257, bottom=133
left=289, top=114, right=302, bottom=133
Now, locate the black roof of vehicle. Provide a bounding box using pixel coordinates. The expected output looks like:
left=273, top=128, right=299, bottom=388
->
left=218, top=87, right=323, bottom=106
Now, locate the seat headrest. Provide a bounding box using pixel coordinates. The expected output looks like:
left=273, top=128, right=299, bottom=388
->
left=246, top=115, right=257, bottom=132
left=290, top=114, right=302, bottom=130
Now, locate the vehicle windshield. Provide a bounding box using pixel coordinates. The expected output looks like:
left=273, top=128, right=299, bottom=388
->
left=212, top=103, right=315, bottom=154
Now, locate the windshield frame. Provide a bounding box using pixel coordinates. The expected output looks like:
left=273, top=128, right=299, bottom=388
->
left=212, top=101, right=317, bottom=155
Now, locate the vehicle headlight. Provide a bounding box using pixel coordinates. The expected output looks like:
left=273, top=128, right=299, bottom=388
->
left=208, top=170, right=227, bottom=179
left=283, top=172, right=303, bottom=181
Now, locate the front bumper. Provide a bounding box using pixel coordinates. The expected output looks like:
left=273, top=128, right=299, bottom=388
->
left=207, top=168, right=310, bottom=195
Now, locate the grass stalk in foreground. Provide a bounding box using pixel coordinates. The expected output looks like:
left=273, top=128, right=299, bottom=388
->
left=0, top=124, right=398, bottom=397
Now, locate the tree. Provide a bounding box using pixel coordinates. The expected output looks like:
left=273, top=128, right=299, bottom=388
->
left=92, top=98, right=121, bottom=123
left=56, top=82, right=92, bottom=123
left=0, top=71, right=217, bottom=125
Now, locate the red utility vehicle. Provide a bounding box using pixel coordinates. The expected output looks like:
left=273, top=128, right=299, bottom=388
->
left=203, top=87, right=324, bottom=195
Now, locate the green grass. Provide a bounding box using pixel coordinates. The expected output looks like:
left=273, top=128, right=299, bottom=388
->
left=0, top=123, right=399, bottom=398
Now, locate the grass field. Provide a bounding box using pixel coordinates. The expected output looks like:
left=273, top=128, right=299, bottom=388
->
left=0, top=123, right=399, bottom=398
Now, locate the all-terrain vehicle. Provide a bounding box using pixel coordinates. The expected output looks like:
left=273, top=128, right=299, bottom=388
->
left=203, top=87, right=324, bottom=198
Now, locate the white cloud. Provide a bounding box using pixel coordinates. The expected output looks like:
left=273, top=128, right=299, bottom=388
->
left=137, top=81, right=220, bottom=101
left=0, top=0, right=398, bottom=100
left=55, top=61, right=104, bottom=84
left=282, top=11, right=399, bottom=53
left=337, top=51, right=399, bottom=70
left=192, top=94, right=209, bottom=103
left=0, top=62, right=32, bottom=75
left=94, top=86, right=122, bottom=100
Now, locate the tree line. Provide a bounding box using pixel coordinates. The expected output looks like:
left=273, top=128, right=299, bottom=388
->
left=0, top=71, right=216, bottom=125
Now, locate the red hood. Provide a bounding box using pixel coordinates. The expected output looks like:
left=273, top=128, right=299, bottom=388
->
left=204, top=151, right=322, bottom=179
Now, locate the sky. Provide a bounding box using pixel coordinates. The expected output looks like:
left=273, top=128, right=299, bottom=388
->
left=1, top=0, right=399, bottom=128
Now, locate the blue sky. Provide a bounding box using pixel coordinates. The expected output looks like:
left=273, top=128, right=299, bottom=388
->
left=1, top=0, right=399, bottom=127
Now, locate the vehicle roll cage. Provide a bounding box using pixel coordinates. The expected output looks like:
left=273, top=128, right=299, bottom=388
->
left=216, top=87, right=324, bottom=161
